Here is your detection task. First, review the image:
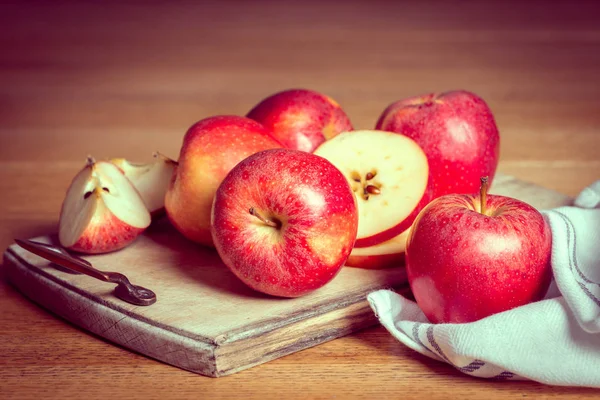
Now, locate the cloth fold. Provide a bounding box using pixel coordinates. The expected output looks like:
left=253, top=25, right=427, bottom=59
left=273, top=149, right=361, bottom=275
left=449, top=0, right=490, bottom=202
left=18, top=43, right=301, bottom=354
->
left=367, top=180, right=600, bottom=388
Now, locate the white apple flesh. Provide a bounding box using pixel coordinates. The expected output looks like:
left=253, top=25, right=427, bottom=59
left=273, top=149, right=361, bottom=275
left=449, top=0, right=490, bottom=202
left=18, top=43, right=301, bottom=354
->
left=313, top=130, right=429, bottom=248
left=58, top=157, right=151, bottom=254
left=111, top=152, right=177, bottom=218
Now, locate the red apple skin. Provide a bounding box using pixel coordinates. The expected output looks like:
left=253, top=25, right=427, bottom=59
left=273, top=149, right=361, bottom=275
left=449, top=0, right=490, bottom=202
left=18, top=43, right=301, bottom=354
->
left=405, top=193, right=552, bottom=324
left=247, top=89, right=353, bottom=152
left=165, top=115, right=282, bottom=247
left=376, top=90, right=500, bottom=198
left=67, top=200, right=146, bottom=254
left=211, top=148, right=358, bottom=298
left=346, top=252, right=405, bottom=270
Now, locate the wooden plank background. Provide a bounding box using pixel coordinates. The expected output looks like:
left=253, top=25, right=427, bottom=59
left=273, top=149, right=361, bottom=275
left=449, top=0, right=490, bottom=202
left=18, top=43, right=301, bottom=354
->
left=1, top=0, right=599, bottom=398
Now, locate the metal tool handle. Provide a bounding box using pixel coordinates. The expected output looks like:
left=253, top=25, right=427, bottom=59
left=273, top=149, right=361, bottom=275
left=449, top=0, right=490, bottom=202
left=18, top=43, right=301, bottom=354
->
left=14, top=239, right=157, bottom=306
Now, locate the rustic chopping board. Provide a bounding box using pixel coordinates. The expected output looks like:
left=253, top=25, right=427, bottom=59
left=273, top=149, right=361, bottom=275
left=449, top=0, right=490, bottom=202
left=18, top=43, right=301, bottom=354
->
left=1, top=174, right=572, bottom=377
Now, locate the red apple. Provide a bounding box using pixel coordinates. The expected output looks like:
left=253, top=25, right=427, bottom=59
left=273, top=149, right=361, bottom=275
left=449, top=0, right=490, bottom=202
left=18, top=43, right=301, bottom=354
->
left=211, top=148, right=358, bottom=298
left=405, top=178, right=552, bottom=324
left=313, top=129, right=431, bottom=248
left=376, top=90, right=500, bottom=198
left=247, top=88, right=353, bottom=152
left=165, top=115, right=282, bottom=247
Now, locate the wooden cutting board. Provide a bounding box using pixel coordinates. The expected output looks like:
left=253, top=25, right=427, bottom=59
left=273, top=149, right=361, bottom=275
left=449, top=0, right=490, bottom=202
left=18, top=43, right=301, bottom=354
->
left=1, top=174, right=572, bottom=377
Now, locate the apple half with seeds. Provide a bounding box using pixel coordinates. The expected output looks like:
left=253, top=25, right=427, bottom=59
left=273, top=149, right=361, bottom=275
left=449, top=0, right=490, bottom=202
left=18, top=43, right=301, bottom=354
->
left=313, top=130, right=429, bottom=248
left=111, top=152, right=177, bottom=219
left=58, top=157, right=151, bottom=254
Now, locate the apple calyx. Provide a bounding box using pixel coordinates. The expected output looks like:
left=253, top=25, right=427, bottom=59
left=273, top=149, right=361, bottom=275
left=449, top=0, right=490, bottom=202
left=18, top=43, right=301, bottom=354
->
left=479, top=176, right=489, bottom=215
left=249, top=207, right=281, bottom=229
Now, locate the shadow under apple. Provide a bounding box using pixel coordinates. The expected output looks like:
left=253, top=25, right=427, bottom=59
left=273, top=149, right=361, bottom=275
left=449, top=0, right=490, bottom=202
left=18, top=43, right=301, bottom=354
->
left=142, top=218, right=276, bottom=301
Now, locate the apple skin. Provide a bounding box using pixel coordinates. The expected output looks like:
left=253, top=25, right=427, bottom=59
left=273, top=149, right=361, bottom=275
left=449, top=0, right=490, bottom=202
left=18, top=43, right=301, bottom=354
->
left=346, top=251, right=405, bottom=270
left=375, top=90, right=500, bottom=198
left=165, top=115, right=282, bottom=247
left=345, top=229, right=410, bottom=269
left=246, top=88, right=353, bottom=152
left=67, top=199, right=146, bottom=254
left=405, top=192, right=552, bottom=324
left=211, top=148, right=358, bottom=298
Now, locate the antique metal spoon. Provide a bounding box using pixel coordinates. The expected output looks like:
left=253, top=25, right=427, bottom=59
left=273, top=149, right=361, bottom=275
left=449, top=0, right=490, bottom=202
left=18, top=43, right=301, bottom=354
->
left=14, top=239, right=157, bottom=306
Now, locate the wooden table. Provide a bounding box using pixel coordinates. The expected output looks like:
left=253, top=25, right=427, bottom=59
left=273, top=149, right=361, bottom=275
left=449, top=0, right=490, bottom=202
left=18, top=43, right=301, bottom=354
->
left=1, top=1, right=599, bottom=398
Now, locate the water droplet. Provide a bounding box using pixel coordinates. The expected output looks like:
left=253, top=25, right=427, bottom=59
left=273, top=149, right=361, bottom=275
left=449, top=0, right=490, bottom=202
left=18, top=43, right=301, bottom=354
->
left=474, top=222, right=480, bottom=229
left=254, top=275, right=262, bottom=282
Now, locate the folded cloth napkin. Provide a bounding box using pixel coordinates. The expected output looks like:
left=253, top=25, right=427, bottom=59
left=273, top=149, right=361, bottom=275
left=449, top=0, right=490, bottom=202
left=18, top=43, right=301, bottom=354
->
left=367, top=180, right=600, bottom=388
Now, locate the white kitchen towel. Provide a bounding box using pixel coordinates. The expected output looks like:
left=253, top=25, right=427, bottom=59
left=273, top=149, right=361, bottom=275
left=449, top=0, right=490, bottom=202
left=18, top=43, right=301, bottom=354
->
left=367, top=180, right=600, bottom=388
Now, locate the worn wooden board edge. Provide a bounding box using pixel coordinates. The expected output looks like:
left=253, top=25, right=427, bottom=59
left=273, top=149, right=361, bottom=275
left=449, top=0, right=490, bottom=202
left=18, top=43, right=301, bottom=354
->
left=2, top=248, right=409, bottom=377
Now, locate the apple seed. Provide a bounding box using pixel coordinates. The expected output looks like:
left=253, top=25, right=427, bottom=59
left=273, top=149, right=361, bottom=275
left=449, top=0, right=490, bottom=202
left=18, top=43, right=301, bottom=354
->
left=365, top=185, right=381, bottom=195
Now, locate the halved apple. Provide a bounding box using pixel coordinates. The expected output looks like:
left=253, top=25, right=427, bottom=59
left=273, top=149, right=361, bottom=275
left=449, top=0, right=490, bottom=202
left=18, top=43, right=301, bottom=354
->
left=313, top=130, right=429, bottom=248
left=345, top=229, right=410, bottom=269
left=58, top=157, right=151, bottom=254
left=111, top=152, right=177, bottom=218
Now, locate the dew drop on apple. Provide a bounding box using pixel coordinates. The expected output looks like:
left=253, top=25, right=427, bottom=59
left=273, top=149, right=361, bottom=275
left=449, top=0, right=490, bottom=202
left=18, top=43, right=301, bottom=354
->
left=452, top=213, right=461, bottom=222
left=474, top=222, right=480, bottom=229
left=254, top=275, right=262, bottom=283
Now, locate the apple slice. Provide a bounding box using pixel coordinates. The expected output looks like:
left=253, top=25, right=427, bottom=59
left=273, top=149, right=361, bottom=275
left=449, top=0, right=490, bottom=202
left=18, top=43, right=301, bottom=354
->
left=111, top=152, right=177, bottom=219
left=58, top=157, right=151, bottom=254
left=345, top=229, right=410, bottom=269
left=314, top=130, right=429, bottom=248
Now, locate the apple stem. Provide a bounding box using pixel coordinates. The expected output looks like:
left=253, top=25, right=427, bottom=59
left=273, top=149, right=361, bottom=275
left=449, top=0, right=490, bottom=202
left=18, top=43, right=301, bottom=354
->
left=153, top=151, right=179, bottom=166
left=86, top=155, right=96, bottom=166
left=480, top=176, right=489, bottom=215
left=249, top=207, right=278, bottom=227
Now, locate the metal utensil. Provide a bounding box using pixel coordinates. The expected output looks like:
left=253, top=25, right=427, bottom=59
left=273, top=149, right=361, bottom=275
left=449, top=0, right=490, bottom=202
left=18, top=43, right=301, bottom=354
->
left=14, top=239, right=157, bottom=306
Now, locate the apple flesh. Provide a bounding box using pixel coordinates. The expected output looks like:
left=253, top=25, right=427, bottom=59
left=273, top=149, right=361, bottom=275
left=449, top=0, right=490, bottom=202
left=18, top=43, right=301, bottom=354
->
left=345, top=229, right=410, bottom=269
left=58, top=157, right=151, bottom=254
left=165, top=115, right=282, bottom=247
left=405, top=178, right=552, bottom=324
left=313, top=130, right=430, bottom=248
left=247, top=88, right=353, bottom=152
left=111, top=152, right=177, bottom=219
left=376, top=90, right=500, bottom=198
left=211, top=148, right=358, bottom=298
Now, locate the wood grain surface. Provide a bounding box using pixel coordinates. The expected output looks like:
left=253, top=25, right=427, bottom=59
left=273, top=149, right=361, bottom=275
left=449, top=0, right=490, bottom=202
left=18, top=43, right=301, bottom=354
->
left=1, top=0, right=599, bottom=398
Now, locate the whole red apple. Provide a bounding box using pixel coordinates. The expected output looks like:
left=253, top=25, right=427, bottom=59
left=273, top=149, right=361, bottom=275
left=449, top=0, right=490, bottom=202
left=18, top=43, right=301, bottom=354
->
left=405, top=178, right=552, bottom=324
left=376, top=90, right=500, bottom=198
left=165, top=115, right=282, bottom=247
left=247, top=88, right=353, bottom=152
left=211, top=148, right=358, bottom=298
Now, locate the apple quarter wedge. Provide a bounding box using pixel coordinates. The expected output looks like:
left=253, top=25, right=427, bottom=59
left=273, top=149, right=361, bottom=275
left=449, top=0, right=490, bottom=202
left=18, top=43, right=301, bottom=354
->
left=58, top=157, right=151, bottom=254
left=313, top=130, right=429, bottom=248
left=111, top=152, right=177, bottom=218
